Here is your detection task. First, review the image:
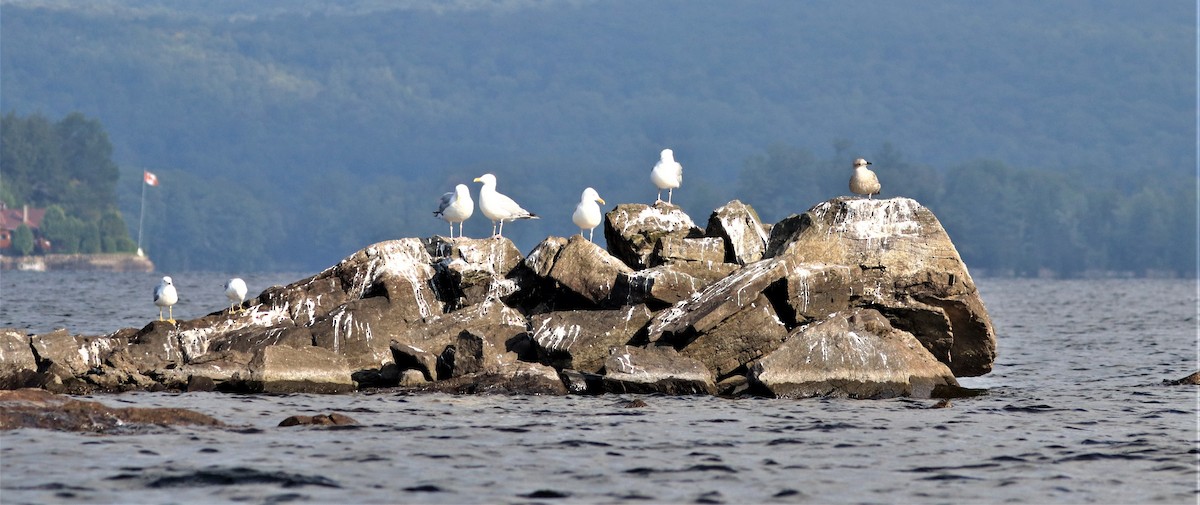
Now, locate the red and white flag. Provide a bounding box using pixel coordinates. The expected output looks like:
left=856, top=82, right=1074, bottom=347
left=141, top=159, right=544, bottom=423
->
left=143, top=171, right=159, bottom=186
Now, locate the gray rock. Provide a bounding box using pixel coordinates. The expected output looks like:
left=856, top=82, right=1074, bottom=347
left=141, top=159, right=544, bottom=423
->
left=449, top=329, right=519, bottom=377
left=646, top=256, right=792, bottom=343
left=706, top=200, right=769, bottom=265
left=764, top=197, right=996, bottom=376
left=394, top=300, right=529, bottom=369
left=603, top=202, right=703, bottom=269
left=0, top=329, right=38, bottom=389
left=546, top=235, right=635, bottom=306
left=529, top=305, right=653, bottom=373
left=675, top=292, right=790, bottom=380
left=750, top=308, right=959, bottom=399
left=243, top=345, right=356, bottom=394
left=389, top=340, right=439, bottom=381
left=30, top=329, right=123, bottom=377
left=654, top=236, right=726, bottom=265
left=427, top=236, right=524, bottom=309
left=613, top=261, right=741, bottom=307
left=429, top=361, right=568, bottom=395
left=603, top=345, right=716, bottom=395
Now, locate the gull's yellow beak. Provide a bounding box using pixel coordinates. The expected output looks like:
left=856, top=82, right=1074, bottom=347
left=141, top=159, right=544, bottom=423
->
left=473, top=177, right=482, bottom=183
left=597, top=197, right=606, bottom=204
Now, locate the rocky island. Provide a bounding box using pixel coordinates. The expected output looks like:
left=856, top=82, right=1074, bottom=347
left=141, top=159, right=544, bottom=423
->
left=0, top=197, right=996, bottom=399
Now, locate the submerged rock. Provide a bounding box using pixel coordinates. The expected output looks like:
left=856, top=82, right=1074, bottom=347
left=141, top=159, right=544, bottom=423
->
left=0, top=388, right=223, bottom=432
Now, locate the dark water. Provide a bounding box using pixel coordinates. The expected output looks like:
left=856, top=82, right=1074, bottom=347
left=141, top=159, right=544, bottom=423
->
left=0, top=272, right=1196, bottom=504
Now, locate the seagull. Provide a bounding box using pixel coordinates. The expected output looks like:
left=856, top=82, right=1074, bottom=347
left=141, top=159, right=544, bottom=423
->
left=473, top=173, right=538, bottom=238
left=572, top=187, right=606, bottom=242
left=848, top=158, right=881, bottom=199
left=154, top=276, right=178, bottom=324
left=225, top=277, right=247, bottom=313
left=651, top=148, right=683, bottom=204
left=433, top=183, right=474, bottom=238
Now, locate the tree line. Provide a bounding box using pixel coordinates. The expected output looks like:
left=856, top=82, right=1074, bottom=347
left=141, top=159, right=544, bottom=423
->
left=738, top=142, right=1197, bottom=278
left=1, top=112, right=136, bottom=255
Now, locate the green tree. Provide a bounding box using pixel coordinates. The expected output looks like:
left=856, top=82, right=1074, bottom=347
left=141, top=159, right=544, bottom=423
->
left=12, top=223, right=34, bottom=255
left=80, top=221, right=102, bottom=253
left=98, top=209, right=134, bottom=252
left=39, top=205, right=80, bottom=253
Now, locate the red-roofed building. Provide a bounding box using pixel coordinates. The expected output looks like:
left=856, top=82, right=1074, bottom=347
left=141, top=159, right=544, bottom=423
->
left=0, top=204, right=48, bottom=251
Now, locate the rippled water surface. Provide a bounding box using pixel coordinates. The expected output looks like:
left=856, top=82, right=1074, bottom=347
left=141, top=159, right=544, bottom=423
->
left=1, top=272, right=1197, bottom=504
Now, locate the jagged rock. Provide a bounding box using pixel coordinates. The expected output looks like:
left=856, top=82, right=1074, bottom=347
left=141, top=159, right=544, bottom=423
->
left=764, top=197, right=996, bottom=376
left=602, top=345, right=716, bottom=395
left=613, top=261, right=741, bottom=307
left=750, top=308, right=958, bottom=399
left=654, top=236, right=726, bottom=265
left=646, top=257, right=792, bottom=343
left=449, top=329, right=520, bottom=377
left=152, top=350, right=253, bottom=391
left=394, top=300, right=529, bottom=368
left=241, top=345, right=356, bottom=394
left=603, top=202, right=704, bottom=269
left=428, top=361, right=568, bottom=395
left=545, top=235, right=635, bottom=307
left=706, top=200, right=769, bottom=265
left=0, top=388, right=223, bottom=432
left=390, top=341, right=439, bottom=381
left=307, top=297, right=402, bottom=370
left=674, top=292, right=790, bottom=380
left=426, top=236, right=524, bottom=309
left=559, top=369, right=604, bottom=394
left=30, top=329, right=122, bottom=377
left=0, top=329, right=38, bottom=389
left=529, top=305, right=653, bottom=373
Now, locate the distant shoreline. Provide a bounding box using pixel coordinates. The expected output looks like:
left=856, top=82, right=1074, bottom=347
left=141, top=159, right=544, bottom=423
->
left=0, top=253, right=154, bottom=272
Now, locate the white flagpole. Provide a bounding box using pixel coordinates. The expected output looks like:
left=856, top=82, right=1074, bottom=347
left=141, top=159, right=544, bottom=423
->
left=137, top=174, right=146, bottom=257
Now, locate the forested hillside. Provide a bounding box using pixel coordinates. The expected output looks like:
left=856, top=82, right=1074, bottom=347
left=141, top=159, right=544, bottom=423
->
left=1, top=112, right=136, bottom=255
left=1, top=0, right=1194, bottom=275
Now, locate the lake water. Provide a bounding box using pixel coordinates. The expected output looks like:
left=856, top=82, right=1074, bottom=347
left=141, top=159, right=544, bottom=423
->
left=0, top=271, right=1196, bottom=504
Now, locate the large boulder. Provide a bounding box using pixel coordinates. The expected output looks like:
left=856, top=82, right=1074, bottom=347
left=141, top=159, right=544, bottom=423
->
left=241, top=345, right=356, bottom=394
left=750, top=308, right=959, bottom=399
left=545, top=235, right=635, bottom=307
left=603, top=202, right=704, bottom=269
left=426, top=236, right=524, bottom=309
left=706, top=200, right=769, bottom=265
left=765, top=197, right=996, bottom=376
left=602, top=345, right=716, bottom=395
left=0, top=329, right=38, bottom=389
left=529, top=305, right=654, bottom=373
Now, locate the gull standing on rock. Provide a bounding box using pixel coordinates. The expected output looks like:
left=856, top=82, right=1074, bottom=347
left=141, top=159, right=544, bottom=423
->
left=474, top=173, right=538, bottom=238
left=154, top=276, right=178, bottom=324
left=651, top=148, right=683, bottom=204
left=849, top=158, right=881, bottom=199
left=433, top=183, right=474, bottom=238
left=572, top=187, right=606, bottom=242
left=225, top=277, right=247, bottom=313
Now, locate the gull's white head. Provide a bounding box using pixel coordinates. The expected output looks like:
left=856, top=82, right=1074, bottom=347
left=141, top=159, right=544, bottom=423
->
left=162, top=276, right=173, bottom=285
left=660, top=149, right=675, bottom=162
left=455, top=184, right=470, bottom=195
left=853, top=158, right=872, bottom=168
left=473, top=173, right=497, bottom=187
left=581, top=187, right=605, bottom=204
